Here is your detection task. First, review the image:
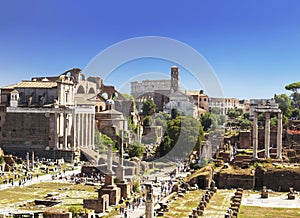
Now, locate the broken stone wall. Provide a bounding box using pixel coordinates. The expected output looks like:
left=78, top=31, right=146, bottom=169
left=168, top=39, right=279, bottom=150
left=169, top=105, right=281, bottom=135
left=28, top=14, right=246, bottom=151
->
left=216, top=172, right=254, bottom=189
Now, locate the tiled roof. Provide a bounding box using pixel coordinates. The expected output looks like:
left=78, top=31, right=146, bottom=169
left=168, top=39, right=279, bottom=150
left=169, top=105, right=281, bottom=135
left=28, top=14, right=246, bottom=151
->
left=14, top=81, right=57, bottom=89
left=1, top=84, right=17, bottom=89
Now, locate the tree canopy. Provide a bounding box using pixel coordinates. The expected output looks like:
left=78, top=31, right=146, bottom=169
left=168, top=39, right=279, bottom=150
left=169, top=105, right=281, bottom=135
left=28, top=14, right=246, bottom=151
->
left=158, top=115, right=204, bottom=157
left=128, top=141, right=145, bottom=158
left=285, top=82, right=300, bottom=92
left=94, top=130, right=115, bottom=153
left=141, top=99, right=157, bottom=116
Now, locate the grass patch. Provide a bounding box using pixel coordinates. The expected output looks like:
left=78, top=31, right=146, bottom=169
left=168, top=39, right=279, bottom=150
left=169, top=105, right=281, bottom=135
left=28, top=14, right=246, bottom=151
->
left=239, top=206, right=300, bottom=218
left=162, top=190, right=205, bottom=218
left=0, top=182, right=98, bottom=210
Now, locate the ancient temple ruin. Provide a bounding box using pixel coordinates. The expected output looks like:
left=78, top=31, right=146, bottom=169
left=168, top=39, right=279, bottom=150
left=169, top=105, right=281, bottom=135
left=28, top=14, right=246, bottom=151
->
left=252, top=100, right=282, bottom=159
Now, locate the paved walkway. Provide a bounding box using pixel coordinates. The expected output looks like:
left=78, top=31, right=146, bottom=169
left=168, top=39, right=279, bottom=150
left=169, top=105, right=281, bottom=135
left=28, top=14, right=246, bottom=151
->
left=0, top=168, right=81, bottom=191
left=113, top=204, right=146, bottom=218
left=241, top=193, right=300, bottom=208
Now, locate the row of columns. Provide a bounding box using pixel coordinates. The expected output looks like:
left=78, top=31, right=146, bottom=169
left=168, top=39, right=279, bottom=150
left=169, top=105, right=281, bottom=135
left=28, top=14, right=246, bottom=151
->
left=253, top=111, right=282, bottom=159
left=53, top=111, right=95, bottom=150
left=54, top=112, right=74, bottom=150
left=75, top=113, right=95, bottom=149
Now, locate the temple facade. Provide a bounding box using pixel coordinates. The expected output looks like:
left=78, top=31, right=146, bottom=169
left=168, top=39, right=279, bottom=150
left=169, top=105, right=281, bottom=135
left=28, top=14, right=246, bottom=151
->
left=0, top=69, right=98, bottom=161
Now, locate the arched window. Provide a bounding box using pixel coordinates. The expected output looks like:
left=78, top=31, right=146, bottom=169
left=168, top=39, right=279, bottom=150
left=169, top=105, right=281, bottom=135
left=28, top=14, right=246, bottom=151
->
left=88, top=88, right=95, bottom=94
left=77, top=85, right=85, bottom=94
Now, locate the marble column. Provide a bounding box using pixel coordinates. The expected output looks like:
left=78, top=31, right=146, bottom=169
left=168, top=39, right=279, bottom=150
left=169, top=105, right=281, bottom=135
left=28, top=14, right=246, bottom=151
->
left=63, top=113, right=68, bottom=150
left=76, top=113, right=79, bottom=149
left=265, top=112, right=270, bottom=159
left=85, top=113, right=88, bottom=147
left=32, top=152, right=34, bottom=170
left=91, top=114, right=95, bottom=149
left=81, top=113, right=84, bottom=147
left=253, top=111, right=258, bottom=159
left=71, top=110, right=76, bottom=151
left=86, top=114, right=90, bottom=148
left=54, top=112, right=58, bottom=150
left=26, top=152, right=29, bottom=170
left=88, top=113, right=91, bottom=148
left=276, top=112, right=283, bottom=159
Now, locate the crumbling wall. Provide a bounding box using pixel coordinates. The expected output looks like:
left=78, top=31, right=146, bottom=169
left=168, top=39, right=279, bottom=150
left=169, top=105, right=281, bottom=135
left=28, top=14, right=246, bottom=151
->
left=44, top=209, right=71, bottom=218
left=261, top=168, right=300, bottom=191
left=216, top=172, right=254, bottom=189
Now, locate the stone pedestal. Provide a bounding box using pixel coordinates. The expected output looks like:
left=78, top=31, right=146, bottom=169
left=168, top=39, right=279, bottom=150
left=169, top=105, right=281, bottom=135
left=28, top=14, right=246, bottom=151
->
left=98, top=185, right=120, bottom=206
left=83, top=194, right=109, bottom=213
left=98, top=173, right=121, bottom=206
left=116, top=180, right=131, bottom=199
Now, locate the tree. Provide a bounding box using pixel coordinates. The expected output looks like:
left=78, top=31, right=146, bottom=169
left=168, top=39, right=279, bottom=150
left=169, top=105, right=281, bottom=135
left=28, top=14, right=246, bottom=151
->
left=171, top=108, right=179, bottom=119
left=158, top=116, right=204, bottom=157
left=285, top=81, right=300, bottom=109
left=141, top=99, right=157, bottom=116
left=274, top=94, right=292, bottom=117
left=200, top=113, right=212, bottom=131
left=128, top=141, right=145, bottom=158
left=239, top=118, right=252, bottom=130
left=227, top=108, right=243, bottom=120
left=210, top=107, right=222, bottom=115
left=143, top=116, right=152, bottom=126
left=94, top=130, right=115, bottom=153
left=285, top=81, right=300, bottom=93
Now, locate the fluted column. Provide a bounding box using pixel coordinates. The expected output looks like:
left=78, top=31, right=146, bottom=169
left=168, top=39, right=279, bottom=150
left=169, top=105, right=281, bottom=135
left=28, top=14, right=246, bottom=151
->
left=71, top=111, right=75, bottom=151
left=80, top=113, right=84, bottom=147
left=91, top=114, right=95, bottom=149
left=253, top=111, right=258, bottom=159
left=76, top=113, right=79, bottom=149
left=63, top=113, right=68, bottom=149
left=88, top=113, right=91, bottom=148
left=277, top=112, right=283, bottom=159
left=54, top=112, right=58, bottom=150
left=265, top=112, right=270, bottom=158
left=85, top=113, right=88, bottom=147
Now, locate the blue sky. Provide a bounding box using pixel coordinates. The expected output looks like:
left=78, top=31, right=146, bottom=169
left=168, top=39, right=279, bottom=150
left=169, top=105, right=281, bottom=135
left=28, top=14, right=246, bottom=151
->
left=0, top=0, right=300, bottom=99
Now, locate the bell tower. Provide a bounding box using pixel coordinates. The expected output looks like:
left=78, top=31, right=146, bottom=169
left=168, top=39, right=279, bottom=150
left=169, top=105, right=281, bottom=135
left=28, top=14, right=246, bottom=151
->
left=171, top=66, right=179, bottom=93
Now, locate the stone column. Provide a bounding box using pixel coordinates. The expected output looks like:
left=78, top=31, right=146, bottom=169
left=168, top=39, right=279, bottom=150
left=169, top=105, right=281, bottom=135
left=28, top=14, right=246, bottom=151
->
left=71, top=111, right=75, bottom=151
left=116, top=130, right=125, bottom=181
left=107, top=144, right=113, bottom=174
left=88, top=113, right=91, bottom=148
left=253, top=111, right=258, bottom=159
left=54, top=112, right=58, bottom=150
left=87, top=114, right=90, bottom=148
left=26, top=152, right=30, bottom=170
left=91, top=114, right=95, bottom=149
left=85, top=113, right=88, bottom=147
left=265, top=112, right=270, bottom=159
left=145, top=184, right=154, bottom=218
left=32, top=152, right=34, bottom=170
left=276, top=112, right=283, bottom=159
left=76, top=113, right=79, bottom=149
left=81, top=113, right=84, bottom=147
left=63, top=113, right=68, bottom=149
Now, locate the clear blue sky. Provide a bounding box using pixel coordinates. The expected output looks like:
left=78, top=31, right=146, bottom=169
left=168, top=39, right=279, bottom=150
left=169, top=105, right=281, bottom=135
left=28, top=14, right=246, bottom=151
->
left=0, top=0, right=299, bottom=99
